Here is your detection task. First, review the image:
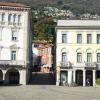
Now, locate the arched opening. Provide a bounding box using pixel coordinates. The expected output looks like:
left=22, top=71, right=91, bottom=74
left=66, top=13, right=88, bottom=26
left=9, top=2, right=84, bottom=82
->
left=86, top=70, right=93, bottom=86
left=5, top=68, right=20, bottom=84
left=96, top=70, right=100, bottom=78
left=76, top=70, right=83, bottom=86
left=0, top=69, right=3, bottom=84
left=60, top=71, right=68, bottom=85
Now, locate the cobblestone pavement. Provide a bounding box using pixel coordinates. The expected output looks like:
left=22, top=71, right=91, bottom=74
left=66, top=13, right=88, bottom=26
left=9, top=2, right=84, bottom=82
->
left=0, top=85, right=100, bottom=100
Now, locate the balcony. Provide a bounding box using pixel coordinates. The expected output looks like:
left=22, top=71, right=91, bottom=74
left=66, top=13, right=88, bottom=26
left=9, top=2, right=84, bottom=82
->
left=0, top=60, right=25, bottom=66
left=0, top=21, right=5, bottom=25
left=85, top=62, right=96, bottom=67
left=60, top=62, right=72, bottom=69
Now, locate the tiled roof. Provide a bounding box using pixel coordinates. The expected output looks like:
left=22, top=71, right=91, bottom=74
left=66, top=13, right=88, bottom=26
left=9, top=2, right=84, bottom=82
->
left=0, top=2, right=30, bottom=8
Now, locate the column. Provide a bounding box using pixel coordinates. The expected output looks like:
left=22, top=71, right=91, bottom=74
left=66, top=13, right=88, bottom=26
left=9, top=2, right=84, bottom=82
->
left=68, top=70, right=72, bottom=85
left=2, top=70, right=6, bottom=84
left=83, top=70, right=86, bottom=86
left=93, top=70, right=96, bottom=87
left=73, top=70, right=76, bottom=83
left=20, top=69, right=27, bottom=85
left=56, top=67, right=60, bottom=86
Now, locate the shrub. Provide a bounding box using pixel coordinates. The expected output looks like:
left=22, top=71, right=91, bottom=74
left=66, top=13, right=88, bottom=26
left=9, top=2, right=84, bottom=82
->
left=96, top=78, right=100, bottom=85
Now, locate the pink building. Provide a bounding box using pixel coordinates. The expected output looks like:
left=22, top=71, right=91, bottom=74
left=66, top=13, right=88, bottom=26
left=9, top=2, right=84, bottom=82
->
left=32, top=40, right=52, bottom=73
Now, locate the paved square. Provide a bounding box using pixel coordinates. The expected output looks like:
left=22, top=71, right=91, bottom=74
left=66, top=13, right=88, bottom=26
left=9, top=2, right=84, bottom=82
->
left=0, top=85, right=100, bottom=100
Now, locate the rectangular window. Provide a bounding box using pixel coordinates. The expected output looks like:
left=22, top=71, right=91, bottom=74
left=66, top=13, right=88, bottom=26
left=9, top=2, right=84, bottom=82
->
left=62, top=52, right=67, bottom=63
left=77, top=53, right=82, bottom=63
left=62, top=34, right=67, bottom=43
left=97, top=53, right=100, bottom=63
left=87, top=34, right=92, bottom=44
left=97, top=34, right=100, bottom=44
left=11, top=51, right=16, bottom=60
left=12, top=31, right=17, bottom=41
left=77, top=34, right=82, bottom=43
left=87, top=53, right=92, bottom=64
left=0, top=29, right=2, bottom=41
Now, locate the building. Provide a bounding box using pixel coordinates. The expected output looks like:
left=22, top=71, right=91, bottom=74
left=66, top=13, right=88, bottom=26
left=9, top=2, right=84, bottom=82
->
left=56, top=20, right=100, bottom=86
left=32, top=40, right=52, bottom=73
left=0, top=2, right=32, bottom=85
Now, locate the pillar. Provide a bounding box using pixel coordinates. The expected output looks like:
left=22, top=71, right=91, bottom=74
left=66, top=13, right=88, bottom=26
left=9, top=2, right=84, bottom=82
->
left=83, top=70, right=86, bottom=86
left=93, top=70, right=96, bottom=87
left=68, top=70, right=72, bottom=85
left=73, top=69, right=76, bottom=83
left=20, top=69, right=27, bottom=85
left=56, top=67, right=60, bottom=85
left=2, top=70, right=6, bottom=84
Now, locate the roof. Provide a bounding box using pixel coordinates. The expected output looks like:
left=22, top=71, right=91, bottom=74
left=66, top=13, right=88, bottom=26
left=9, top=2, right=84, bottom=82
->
left=57, top=20, right=100, bottom=27
left=0, top=2, right=30, bottom=8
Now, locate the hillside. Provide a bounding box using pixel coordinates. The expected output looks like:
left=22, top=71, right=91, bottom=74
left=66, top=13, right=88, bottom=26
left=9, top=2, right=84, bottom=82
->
left=0, top=0, right=100, bottom=15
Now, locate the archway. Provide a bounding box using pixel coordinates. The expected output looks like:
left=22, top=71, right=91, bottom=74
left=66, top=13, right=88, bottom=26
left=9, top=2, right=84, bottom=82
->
left=86, top=70, right=93, bottom=86
left=96, top=70, right=100, bottom=78
left=60, top=71, right=68, bottom=85
left=76, top=70, right=83, bottom=86
left=5, top=68, right=20, bottom=84
left=0, top=69, right=3, bottom=84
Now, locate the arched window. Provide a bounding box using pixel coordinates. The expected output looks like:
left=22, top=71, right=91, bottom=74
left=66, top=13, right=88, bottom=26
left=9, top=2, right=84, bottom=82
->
left=96, top=49, right=100, bottom=63
left=13, top=14, right=17, bottom=23
left=76, top=48, right=82, bottom=63
left=8, top=14, right=12, bottom=23
left=1, top=13, right=5, bottom=23
left=86, top=48, right=93, bottom=64
left=18, top=15, right=21, bottom=25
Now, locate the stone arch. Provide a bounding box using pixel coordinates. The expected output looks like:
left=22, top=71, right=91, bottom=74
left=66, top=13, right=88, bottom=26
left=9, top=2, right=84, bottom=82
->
left=86, top=48, right=93, bottom=53
left=76, top=70, right=83, bottom=86
left=5, top=68, right=20, bottom=84
left=86, top=70, right=93, bottom=86
left=96, top=48, right=100, bottom=53
left=61, top=48, right=68, bottom=53
left=0, top=69, right=3, bottom=84
left=76, top=48, right=82, bottom=53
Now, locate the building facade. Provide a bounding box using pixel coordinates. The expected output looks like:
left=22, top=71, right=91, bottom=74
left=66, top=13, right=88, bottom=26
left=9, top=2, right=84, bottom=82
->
left=0, top=2, right=32, bottom=85
left=56, top=20, right=100, bottom=86
left=32, top=40, right=52, bottom=73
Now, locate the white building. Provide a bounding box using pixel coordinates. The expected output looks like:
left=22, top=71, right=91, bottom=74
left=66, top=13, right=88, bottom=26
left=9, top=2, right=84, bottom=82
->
left=0, top=2, right=32, bottom=85
left=56, top=20, right=100, bottom=86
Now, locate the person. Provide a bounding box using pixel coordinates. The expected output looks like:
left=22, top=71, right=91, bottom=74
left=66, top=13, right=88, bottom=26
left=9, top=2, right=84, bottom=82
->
left=86, top=78, right=90, bottom=86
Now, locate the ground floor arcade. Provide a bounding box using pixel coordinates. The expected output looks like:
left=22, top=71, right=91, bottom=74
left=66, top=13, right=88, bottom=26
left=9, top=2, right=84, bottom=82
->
left=56, top=67, right=100, bottom=86
left=0, top=67, right=28, bottom=85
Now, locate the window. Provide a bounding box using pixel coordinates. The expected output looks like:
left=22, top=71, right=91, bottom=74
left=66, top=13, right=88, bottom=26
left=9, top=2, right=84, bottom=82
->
left=12, top=31, right=17, bottom=41
left=8, top=14, right=12, bottom=23
left=77, top=53, right=82, bottom=63
left=97, top=34, right=100, bottom=44
left=13, top=14, right=17, bottom=23
left=62, top=52, right=67, bottom=63
left=62, top=34, right=67, bottom=43
left=1, top=13, right=5, bottom=22
left=0, top=29, right=2, bottom=41
left=18, top=15, right=21, bottom=25
left=87, top=53, right=92, bottom=64
left=97, top=53, right=100, bottom=63
left=77, top=34, right=82, bottom=43
left=11, top=51, right=16, bottom=60
left=87, top=34, right=92, bottom=44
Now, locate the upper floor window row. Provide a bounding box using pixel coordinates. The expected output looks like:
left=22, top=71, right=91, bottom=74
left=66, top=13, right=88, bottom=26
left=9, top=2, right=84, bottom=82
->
left=0, top=13, right=22, bottom=26
left=77, top=33, right=100, bottom=44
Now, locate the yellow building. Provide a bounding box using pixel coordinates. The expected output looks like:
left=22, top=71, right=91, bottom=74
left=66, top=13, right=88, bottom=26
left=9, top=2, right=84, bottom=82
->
left=56, top=20, right=100, bottom=86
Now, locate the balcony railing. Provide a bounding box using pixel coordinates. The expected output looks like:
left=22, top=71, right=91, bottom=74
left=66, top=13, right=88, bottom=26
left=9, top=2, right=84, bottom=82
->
left=60, top=62, right=72, bottom=68
left=0, top=60, right=25, bottom=66
left=85, top=62, right=96, bottom=67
